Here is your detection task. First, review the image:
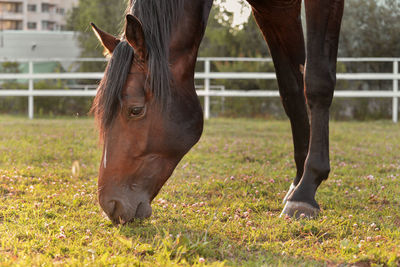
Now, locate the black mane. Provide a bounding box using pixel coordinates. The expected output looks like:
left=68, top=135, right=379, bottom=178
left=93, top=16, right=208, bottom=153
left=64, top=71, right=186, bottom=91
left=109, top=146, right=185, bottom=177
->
left=129, top=0, right=185, bottom=101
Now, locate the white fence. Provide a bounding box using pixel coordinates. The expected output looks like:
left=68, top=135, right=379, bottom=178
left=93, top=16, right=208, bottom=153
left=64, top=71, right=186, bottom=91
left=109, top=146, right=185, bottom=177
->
left=0, top=57, right=399, bottom=122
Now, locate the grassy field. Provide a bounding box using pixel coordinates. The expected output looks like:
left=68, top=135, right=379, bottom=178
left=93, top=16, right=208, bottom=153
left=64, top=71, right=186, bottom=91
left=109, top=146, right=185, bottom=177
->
left=0, top=116, right=399, bottom=266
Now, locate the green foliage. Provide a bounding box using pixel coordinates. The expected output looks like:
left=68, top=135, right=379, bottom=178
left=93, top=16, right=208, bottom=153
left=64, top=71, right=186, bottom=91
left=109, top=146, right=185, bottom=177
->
left=0, top=62, right=27, bottom=114
left=66, top=0, right=127, bottom=73
left=0, top=61, right=93, bottom=117
left=0, top=62, right=26, bottom=115
left=330, top=0, right=400, bottom=120
left=339, top=0, right=400, bottom=57
left=199, top=7, right=268, bottom=57
left=67, top=0, right=127, bottom=58
left=1, top=62, right=20, bottom=73
left=33, top=80, right=92, bottom=117
left=0, top=117, right=399, bottom=265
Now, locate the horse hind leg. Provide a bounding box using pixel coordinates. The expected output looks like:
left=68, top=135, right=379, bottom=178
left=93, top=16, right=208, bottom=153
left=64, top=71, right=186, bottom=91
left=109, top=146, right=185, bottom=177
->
left=250, top=0, right=310, bottom=206
left=281, top=0, right=345, bottom=218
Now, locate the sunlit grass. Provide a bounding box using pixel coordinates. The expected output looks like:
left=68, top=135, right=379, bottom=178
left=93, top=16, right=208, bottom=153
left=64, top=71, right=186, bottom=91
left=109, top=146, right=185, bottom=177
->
left=0, top=116, right=399, bottom=266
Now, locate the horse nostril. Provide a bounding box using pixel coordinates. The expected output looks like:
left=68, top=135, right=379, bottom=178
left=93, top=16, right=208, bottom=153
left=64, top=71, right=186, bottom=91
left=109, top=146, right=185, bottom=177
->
left=100, top=198, right=121, bottom=219
left=107, top=200, right=117, bottom=217
left=135, top=202, right=152, bottom=219
left=100, top=196, right=152, bottom=223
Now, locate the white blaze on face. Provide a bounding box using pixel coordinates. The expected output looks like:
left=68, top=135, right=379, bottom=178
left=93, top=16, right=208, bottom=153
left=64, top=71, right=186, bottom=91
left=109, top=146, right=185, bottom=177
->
left=103, top=143, right=107, bottom=169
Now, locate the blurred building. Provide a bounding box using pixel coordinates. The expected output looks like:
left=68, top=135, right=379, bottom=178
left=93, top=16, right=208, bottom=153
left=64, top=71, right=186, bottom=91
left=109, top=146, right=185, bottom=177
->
left=0, top=0, right=78, bottom=31
left=0, top=0, right=80, bottom=60
left=0, top=30, right=80, bottom=59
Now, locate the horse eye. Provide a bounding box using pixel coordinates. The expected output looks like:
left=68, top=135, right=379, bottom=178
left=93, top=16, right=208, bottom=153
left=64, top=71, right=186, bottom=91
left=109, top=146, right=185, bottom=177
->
left=129, top=106, right=144, bottom=117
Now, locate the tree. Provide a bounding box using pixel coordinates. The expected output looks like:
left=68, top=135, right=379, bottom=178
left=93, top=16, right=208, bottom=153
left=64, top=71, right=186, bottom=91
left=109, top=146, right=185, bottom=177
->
left=339, top=0, right=400, bottom=57
left=66, top=0, right=128, bottom=86
left=67, top=0, right=128, bottom=58
left=332, top=0, right=400, bottom=120
left=199, top=3, right=268, bottom=58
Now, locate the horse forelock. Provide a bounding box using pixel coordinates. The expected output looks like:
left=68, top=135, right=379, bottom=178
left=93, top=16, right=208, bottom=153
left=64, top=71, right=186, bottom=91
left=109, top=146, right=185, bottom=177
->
left=91, top=41, right=134, bottom=137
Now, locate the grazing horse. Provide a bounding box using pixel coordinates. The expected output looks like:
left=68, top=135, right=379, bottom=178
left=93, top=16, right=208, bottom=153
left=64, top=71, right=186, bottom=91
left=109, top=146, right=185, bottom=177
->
left=91, top=0, right=344, bottom=224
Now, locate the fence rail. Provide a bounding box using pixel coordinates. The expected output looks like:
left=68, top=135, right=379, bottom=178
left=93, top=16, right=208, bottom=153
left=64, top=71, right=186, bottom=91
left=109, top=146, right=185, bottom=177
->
left=0, top=57, right=399, bottom=122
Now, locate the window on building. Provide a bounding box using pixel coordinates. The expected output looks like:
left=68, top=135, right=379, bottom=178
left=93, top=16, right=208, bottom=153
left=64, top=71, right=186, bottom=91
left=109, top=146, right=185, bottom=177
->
left=0, top=3, right=23, bottom=13
left=27, top=22, right=37, bottom=29
left=57, top=8, right=65, bottom=15
left=41, top=20, right=55, bottom=31
left=17, top=4, right=23, bottom=13
left=27, top=4, right=37, bottom=12
left=0, top=20, right=23, bottom=30
left=41, top=3, right=51, bottom=13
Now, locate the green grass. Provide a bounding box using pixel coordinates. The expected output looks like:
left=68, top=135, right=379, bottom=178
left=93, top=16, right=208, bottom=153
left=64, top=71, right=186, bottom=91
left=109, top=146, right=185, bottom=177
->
left=0, top=116, right=399, bottom=266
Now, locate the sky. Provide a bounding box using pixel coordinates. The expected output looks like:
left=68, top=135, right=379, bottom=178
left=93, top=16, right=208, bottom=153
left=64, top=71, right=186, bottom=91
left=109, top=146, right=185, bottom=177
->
left=217, top=0, right=252, bottom=27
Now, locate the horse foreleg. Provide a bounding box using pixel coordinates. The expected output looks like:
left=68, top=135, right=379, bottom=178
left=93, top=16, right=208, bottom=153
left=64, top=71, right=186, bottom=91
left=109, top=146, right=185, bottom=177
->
left=250, top=0, right=310, bottom=204
left=281, top=0, right=344, bottom=218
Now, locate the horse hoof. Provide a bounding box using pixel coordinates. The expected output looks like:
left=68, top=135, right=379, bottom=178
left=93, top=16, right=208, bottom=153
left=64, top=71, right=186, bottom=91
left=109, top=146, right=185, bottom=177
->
left=280, top=201, right=319, bottom=219
left=282, top=183, right=295, bottom=204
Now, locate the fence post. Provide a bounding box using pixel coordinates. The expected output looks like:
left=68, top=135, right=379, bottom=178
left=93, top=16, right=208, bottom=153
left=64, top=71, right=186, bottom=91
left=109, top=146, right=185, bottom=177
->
left=28, top=61, right=34, bottom=119
left=204, top=59, right=210, bottom=120
left=393, top=60, right=398, bottom=123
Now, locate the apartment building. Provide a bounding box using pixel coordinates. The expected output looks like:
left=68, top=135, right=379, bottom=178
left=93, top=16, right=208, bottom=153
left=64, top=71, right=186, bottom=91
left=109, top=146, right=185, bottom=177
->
left=0, top=0, right=78, bottom=31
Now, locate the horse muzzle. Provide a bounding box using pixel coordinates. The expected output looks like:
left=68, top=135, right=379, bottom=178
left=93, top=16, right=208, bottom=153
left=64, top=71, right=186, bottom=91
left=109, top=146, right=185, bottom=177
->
left=99, top=191, right=152, bottom=224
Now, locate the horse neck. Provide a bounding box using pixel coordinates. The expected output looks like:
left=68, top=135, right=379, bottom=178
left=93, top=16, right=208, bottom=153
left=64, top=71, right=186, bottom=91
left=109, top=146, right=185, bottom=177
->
left=169, top=0, right=213, bottom=85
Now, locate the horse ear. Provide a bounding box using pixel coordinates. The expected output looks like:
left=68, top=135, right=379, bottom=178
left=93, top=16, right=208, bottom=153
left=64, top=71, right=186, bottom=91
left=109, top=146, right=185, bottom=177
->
left=125, top=15, right=146, bottom=61
left=91, top=23, right=120, bottom=55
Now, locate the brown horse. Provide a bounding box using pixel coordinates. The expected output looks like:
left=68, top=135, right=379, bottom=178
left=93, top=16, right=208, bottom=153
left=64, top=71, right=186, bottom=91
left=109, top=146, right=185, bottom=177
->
left=91, top=0, right=344, bottom=224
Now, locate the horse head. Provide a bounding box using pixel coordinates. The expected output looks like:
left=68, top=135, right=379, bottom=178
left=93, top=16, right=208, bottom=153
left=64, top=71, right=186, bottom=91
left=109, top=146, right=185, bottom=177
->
left=91, top=11, right=205, bottom=224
